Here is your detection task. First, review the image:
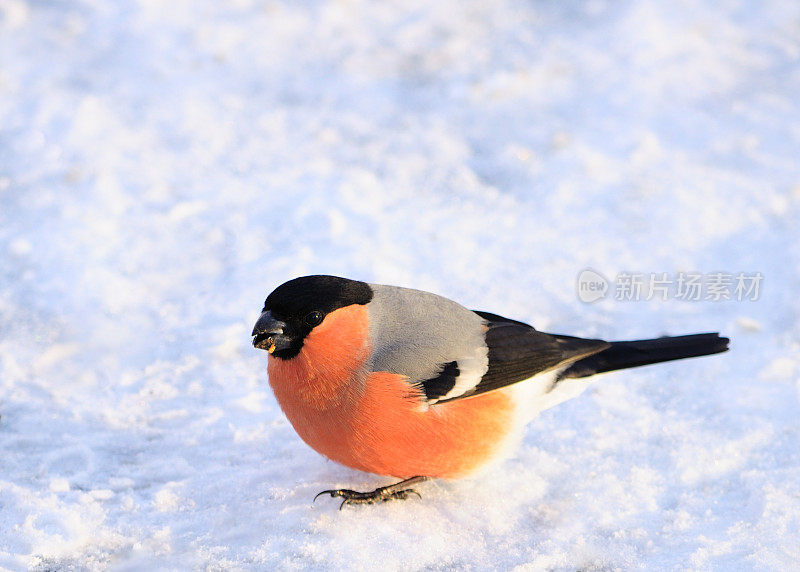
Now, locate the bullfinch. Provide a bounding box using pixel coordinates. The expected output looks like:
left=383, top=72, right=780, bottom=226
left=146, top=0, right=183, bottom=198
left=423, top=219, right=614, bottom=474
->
left=252, top=275, right=729, bottom=508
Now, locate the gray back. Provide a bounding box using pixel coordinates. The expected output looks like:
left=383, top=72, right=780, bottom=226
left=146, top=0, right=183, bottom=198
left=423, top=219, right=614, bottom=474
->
left=366, top=283, right=488, bottom=385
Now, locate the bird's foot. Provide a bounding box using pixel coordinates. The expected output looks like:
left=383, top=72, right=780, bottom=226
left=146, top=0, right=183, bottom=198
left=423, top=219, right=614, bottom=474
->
left=313, top=476, right=429, bottom=509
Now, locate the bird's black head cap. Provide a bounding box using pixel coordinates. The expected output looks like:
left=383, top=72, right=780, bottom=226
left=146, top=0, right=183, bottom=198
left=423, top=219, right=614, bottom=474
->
left=256, top=275, right=373, bottom=359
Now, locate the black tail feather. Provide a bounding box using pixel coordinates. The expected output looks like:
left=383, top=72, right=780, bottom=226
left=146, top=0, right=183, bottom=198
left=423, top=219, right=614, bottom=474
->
left=559, top=333, right=729, bottom=379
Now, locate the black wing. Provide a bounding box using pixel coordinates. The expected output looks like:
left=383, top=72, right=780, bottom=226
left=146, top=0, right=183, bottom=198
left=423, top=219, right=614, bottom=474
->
left=418, top=361, right=460, bottom=401
left=435, top=311, right=610, bottom=404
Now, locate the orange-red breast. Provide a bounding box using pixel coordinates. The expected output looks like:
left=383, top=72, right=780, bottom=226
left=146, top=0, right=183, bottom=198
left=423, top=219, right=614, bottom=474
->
left=252, top=275, right=729, bottom=507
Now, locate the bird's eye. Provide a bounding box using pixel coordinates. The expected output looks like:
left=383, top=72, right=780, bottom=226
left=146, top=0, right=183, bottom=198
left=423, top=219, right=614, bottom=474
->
left=304, top=311, right=324, bottom=327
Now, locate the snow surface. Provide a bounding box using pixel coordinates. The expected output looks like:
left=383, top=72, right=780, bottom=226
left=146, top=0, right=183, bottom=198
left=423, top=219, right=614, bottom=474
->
left=1, top=0, right=799, bottom=569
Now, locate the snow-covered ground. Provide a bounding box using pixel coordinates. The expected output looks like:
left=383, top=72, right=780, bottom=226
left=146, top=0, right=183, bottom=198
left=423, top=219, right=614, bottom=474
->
left=1, top=0, right=799, bottom=569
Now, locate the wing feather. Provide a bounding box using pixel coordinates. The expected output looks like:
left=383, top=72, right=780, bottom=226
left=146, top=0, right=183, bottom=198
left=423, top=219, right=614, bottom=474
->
left=434, top=311, right=610, bottom=404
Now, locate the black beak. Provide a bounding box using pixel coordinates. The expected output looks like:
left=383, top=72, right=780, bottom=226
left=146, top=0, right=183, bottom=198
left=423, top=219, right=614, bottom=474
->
left=252, top=311, right=291, bottom=353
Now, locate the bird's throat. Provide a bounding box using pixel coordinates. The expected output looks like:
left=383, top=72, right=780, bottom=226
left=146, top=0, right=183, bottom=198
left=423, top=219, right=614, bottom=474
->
left=267, top=304, right=371, bottom=412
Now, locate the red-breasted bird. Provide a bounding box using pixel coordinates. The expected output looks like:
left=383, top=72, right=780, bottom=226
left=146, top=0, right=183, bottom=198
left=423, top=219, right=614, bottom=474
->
left=252, top=275, right=729, bottom=508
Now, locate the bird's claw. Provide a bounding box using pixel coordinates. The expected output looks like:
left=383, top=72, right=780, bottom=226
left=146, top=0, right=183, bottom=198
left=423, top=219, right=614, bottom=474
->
left=314, top=485, right=423, bottom=509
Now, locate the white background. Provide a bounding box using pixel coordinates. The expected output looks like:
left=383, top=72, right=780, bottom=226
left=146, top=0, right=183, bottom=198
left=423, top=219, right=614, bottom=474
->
left=1, top=0, right=798, bottom=569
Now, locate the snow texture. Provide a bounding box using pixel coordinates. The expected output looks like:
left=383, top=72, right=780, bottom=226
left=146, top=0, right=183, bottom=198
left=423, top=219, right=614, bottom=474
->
left=1, top=0, right=799, bottom=569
